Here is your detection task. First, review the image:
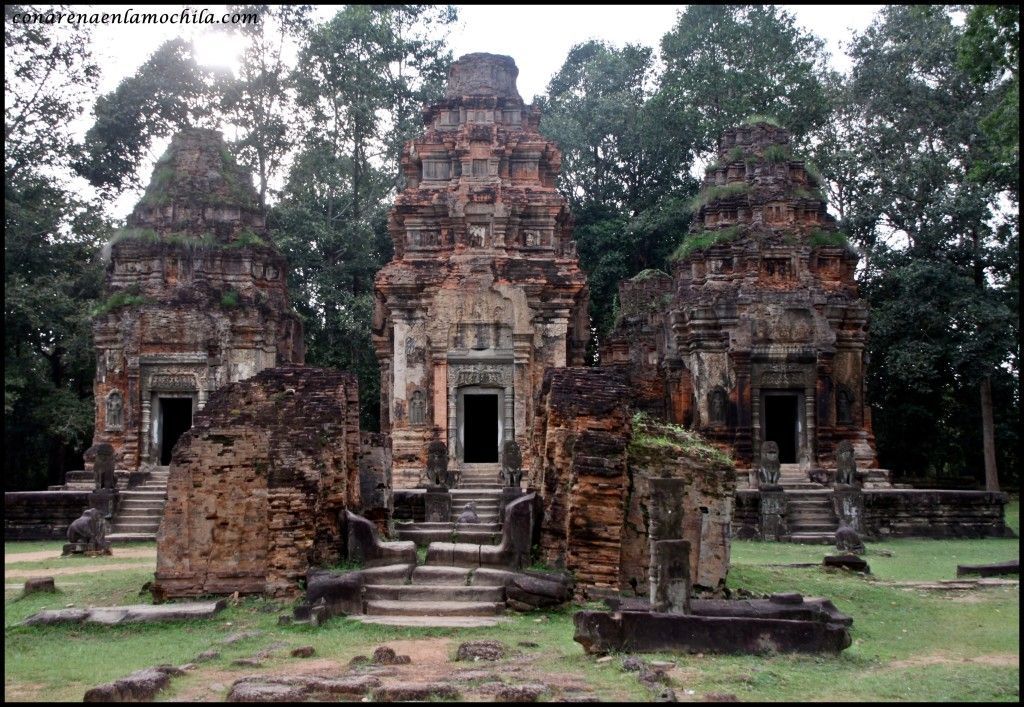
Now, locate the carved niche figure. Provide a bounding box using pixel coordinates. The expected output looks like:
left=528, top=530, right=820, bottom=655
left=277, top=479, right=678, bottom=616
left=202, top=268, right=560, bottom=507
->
left=105, top=391, right=124, bottom=431
left=501, top=439, right=523, bottom=488
left=523, top=229, right=540, bottom=247
left=757, top=441, right=781, bottom=487
left=65, top=508, right=111, bottom=553
left=89, top=443, right=117, bottom=490
left=708, top=387, right=727, bottom=425
left=835, top=440, right=858, bottom=486
left=468, top=224, right=488, bottom=247
left=425, top=439, right=452, bottom=488
left=836, top=386, right=855, bottom=425
left=834, top=519, right=866, bottom=555
left=409, top=390, right=426, bottom=426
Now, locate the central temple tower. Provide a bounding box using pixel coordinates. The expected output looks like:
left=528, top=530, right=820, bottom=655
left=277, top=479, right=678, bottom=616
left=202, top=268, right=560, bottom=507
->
left=373, top=53, right=589, bottom=489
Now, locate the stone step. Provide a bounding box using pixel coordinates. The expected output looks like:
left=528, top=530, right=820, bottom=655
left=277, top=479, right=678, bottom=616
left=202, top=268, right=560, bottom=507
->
left=119, top=501, right=165, bottom=511
left=353, top=615, right=503, bottom=628
left=111, top=522, right=162, bottom=533
left=116, top=511, right=165, bottom=521
left=359, top=564, right=415, bottom=585
left=411, top=566, right=471, bottom=586
left=396, top=522, right=501, bottom=532
left=107, top=533, right=158, bottom=543
left=364, top=600, right=503, bottom=617
left=121, top=491, right=167, bottom=499
left=397, top=528, right=503, bottom=546
left=788, top=533, right=836, bottom=544
left=363, top=584, right=504, bottom=602
left=450, top=489, right=503, bottom=497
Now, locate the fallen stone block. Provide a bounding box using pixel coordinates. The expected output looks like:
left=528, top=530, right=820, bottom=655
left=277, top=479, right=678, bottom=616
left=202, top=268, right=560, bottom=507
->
left=83, top=665, right=184, bottom=702
left=23, top=577, right=56, bottom=595
left=290, top=646, right=315, bottom=658
left=823, top=554, right=870, bottom=573
left=227, top=675, right=381, bottom=702
left=955, top=559, right=1019, bottom=578
left=371, top=682, right=460, bottom=701
left=456, top=640, right=506, bottom=661
left=573, top=608, right=853, bottom=655
left=372, top=645, right=411, bottom=665
left=23, top=600, right=225, bottom=626
left=494, top=683, right=548, bottom=702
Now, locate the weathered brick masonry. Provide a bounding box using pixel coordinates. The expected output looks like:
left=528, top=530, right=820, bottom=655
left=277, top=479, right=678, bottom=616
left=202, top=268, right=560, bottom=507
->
left=153, top=367, right=359, bottom=599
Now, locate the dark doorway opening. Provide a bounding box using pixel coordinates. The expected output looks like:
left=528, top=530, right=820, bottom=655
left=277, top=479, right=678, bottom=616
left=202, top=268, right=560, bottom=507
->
left=160, top=398, right=193, bottom=465
left=764, top=393, right=799, bottom=463
left=463, top=394, right=498, bottom=463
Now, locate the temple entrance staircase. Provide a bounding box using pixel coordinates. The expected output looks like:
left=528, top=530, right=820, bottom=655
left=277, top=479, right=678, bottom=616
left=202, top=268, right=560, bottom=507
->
left=107, top=467, right=170, bottom=542
left=778, top=465, right=838, bottom=543
left=376, top=459, right=514, bottom=625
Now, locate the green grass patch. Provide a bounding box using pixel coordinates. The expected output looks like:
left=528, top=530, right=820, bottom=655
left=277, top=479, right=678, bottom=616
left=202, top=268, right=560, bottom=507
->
left=808, top=229, right=851, bottom=249
left=90, top=287, right=150, bottom=316
left=670, top=224, right=744, bottom=261
left=629, top=411, right=734, bottom=468
left=629, top=268, right=670, bottom=282
left=690, top=181, right=751, bottom=211
left=740, top=114, right=784, bottom=129
left=4, top=506, right=1018, bottom=703
left=219, top=288, right=240, bottom=308
left=763, top=144, right=790, bottom=164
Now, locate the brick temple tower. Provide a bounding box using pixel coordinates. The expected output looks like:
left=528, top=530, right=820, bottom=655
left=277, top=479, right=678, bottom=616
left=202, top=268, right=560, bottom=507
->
left=605, top=121, right=879, bottom=477
left=91, top=128, right=304, bottom=470
left=373, top=53, right=589, bottom=489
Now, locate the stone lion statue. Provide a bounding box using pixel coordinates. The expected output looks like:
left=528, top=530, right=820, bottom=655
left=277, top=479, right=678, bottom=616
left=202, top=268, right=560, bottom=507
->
left=66, top=508, right=110, bottom=552
left=835, top=440, right=858, bottom=486
left=835, top=519, right=865, bottom=555
left=425, top=439, right=451, bottom=488
left=501, top=439, right=523, bottom=488
left=757, top=441, right=781, bottom=487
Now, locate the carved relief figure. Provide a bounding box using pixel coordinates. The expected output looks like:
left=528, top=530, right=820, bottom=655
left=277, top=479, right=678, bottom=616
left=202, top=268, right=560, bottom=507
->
left=409, top=390, right=426, bottom=426
left=757, top=441, right=781, bottom=487
left=708, top=387, right=727, bottom=425
left=105, top=391, right=124, bottom=431
left=835, top=440, right=858, bottom=486
left=836, top=386, right=855, bottom=425
left=468, top=224, right=488, bottom=247
left=523, top=229, right=540, bottom=247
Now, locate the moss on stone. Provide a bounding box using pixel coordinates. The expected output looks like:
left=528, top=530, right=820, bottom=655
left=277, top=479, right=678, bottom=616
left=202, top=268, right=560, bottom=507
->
left=809, top=229, right=851, bottom=249
left=220, top=289, right=240, bottom=308
left=690, top=181, right=751, bottom=211
left=629, top=411, right=734, bottom=468
left=91, top=288, right=150, bottom=316
left=670, top=224, right=743, bottom=261
left=763, top=144, right=789, bottom=164
left=630, top=268, right=670, bottom=282
left=739, top=114, right=783, bottom=128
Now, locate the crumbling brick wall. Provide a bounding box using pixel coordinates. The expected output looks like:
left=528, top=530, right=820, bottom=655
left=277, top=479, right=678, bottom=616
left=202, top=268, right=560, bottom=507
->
left=531, top=368, right=736, bottom=599
left=153, top=366, right=359, bottom=599
left=621, top=415, right=736, bottom=596
left=531, top=367, right=632, bottom=596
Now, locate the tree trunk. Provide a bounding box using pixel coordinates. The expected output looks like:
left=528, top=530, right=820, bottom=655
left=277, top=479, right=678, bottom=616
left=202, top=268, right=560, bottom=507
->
left=980, top=376, right=999, bottom=492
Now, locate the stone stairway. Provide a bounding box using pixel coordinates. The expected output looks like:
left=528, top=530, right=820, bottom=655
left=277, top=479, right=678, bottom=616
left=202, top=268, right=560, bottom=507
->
left=394, top=489, right=503, bottom=546
left=107, top=468, right=170, bottom=542
left=778, top=463, right=821, bottom=490
left=458, top=463, right=502, bottom=488
left=355, top=565, right=508, bottom=627
left=786, top=489, right=838, bottom=543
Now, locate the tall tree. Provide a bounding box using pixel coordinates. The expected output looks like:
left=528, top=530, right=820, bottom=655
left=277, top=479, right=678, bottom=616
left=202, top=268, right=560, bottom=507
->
left=220, top=4, right=313, bottom=206
left=277, top=5, right=456, bottom=428
left=539, top=41, right=697, bottom=345
left=843, top=5, right=1018, bottom=487
left=658, top=4, right=835, bottom=156
left=5, top=5, right=110, bottom=488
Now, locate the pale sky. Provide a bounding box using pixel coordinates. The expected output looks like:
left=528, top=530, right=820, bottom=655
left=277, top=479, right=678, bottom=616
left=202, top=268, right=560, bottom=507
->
left=62, top=4, right=883, bottom=218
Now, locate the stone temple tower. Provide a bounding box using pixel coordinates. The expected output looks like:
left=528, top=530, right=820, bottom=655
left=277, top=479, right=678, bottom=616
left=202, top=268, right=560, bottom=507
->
left=91, top=128, right=304, bottom=470
left=604, top=121, right=880, bottom=477
left=373, top=53, right=590, bottom=489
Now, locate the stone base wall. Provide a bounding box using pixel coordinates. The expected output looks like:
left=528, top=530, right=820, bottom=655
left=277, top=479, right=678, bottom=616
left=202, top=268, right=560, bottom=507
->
left=4, top=491, right=91, bottom=540
left=358, top=432, right=393, bottom=535
left=732, top=489, right=1011, bottom=540
left=531, top=368, right=632, bottom=595
left=154, top=366, right=359, bottom=599
left=863, top=490, right=1012, bottom=539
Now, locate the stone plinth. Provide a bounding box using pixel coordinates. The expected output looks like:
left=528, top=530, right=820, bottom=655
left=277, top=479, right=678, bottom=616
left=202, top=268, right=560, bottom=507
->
left=832, top=484, right=864, bottom=533
left=759, top=486, right=788, bottom=540
left=153, top=367, right=359, bottom=599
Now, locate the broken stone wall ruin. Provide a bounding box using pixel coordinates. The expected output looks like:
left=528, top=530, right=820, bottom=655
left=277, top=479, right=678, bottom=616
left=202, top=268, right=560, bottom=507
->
left=153, top=367, right=359, bottom=599
left=530, top=367, right=735, bottom=598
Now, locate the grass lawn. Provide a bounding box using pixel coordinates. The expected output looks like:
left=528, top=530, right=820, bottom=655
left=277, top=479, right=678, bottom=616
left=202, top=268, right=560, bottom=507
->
left=4, top=501, right=1018, bottom=702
